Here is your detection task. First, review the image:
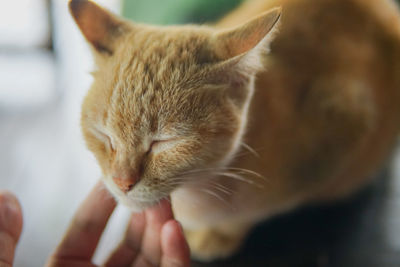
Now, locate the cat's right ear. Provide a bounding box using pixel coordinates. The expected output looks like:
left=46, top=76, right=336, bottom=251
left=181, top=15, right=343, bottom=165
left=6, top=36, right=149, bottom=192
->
left=69, top=0, right=128, bottom=56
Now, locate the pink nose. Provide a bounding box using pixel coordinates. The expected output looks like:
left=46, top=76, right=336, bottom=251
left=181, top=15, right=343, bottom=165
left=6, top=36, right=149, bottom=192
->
left=112, top=176, right=138, bottom=193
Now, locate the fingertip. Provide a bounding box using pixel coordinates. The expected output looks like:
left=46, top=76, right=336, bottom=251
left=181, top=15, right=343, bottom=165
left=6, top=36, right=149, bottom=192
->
left=0, top=191, right=23, bottom=239
left=161, top=220, right=190, bottom=267
left=161, top=220, right=183, bottom=246
left=154, top=198, right=173, bottom=212
left=145, top=198, right=174, bottom=224
left=0, top=191, right=23, bottom=267
left=0, top=191, right=22, bottom=215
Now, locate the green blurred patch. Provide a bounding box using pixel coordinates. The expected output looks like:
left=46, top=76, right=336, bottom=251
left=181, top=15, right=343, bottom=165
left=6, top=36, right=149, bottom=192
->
left=122, top=0, right=244, bottom=25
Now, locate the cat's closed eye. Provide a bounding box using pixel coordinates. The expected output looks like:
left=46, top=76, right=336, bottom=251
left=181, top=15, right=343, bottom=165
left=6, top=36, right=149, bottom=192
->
left=149, top=138, right=180, bottom=154
left=90, top=127, right=115, bottom=153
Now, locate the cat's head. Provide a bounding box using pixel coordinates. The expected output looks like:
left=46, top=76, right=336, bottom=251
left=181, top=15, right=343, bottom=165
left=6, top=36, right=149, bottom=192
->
left=69, top=0, right=280, bottom=211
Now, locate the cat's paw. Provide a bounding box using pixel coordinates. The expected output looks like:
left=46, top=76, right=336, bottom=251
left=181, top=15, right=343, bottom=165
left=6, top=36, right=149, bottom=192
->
left=184, top=226, right=247, bottom=262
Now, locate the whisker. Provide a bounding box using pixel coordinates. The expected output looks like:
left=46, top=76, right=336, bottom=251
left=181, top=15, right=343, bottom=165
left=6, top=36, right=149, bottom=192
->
left=178, top=166, right=264, bottom=178
left=159, top=166, right=266, bottom=192
left=232, top=151, right=256, bottom=159
left=215, top=171, right=253, bottom=184
left=214, top=171, right=264, bottom=189
left=201, top=188, right=231, bottom=208
left=240, top=142, right=260, bottom=158
left=223, top=167, right=266, bottom=180
left=208, top=181, right=235, bottom=195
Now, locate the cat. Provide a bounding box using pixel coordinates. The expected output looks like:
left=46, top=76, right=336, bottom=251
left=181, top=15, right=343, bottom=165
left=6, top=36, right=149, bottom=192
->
left=69, top=0, right=400, bottom=261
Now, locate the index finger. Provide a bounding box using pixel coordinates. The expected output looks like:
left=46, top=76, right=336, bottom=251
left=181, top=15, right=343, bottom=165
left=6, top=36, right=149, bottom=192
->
left=51, top=181, right=116, bottom=261
left=138, top=198, right=174, bottom=266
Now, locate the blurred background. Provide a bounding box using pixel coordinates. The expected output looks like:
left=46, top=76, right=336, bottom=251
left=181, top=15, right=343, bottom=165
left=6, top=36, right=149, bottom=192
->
left=1, top=0, right=400, bottom=266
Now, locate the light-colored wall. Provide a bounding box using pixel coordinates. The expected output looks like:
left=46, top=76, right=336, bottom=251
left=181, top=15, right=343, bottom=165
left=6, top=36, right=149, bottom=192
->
left=0, top=1, right=132, bottom=266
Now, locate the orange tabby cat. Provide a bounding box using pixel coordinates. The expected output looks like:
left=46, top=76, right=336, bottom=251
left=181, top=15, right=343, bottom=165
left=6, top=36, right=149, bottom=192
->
left=69, top=0, right=400, bottom=261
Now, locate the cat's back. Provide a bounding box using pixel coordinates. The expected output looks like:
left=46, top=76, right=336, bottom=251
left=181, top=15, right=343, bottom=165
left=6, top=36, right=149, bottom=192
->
left=219, top=0, right=400, bottom=34
left=220, top=0, right=400, bottom=203
left=219, top=0, right=400, bottom=67
left=218, top=0, right=400, bottom=71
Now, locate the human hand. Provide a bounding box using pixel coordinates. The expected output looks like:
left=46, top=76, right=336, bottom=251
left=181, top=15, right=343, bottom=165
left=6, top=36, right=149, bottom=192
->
left=0, top=191, right=23, bottom=267
left=46, top=181, right=190, bottom=267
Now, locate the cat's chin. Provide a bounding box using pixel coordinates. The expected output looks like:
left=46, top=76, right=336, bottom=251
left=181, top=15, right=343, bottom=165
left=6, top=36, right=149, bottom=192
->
left=117, top=195, right=164, bottom=213
left=102, top=178, right=167, bottom=212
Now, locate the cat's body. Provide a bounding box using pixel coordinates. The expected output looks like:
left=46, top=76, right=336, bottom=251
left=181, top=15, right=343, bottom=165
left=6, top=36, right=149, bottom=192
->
left=69, top=0, right=400, bottom=261
left=173, top=0, right=400, bottom=259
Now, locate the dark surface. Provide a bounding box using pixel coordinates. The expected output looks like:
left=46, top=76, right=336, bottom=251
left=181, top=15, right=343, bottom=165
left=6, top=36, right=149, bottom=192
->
left=191, top=168, right=400, bottom=267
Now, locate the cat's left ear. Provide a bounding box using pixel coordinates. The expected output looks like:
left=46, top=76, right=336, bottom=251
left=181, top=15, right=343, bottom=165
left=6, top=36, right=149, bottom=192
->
left=69, top=0, right=129, bottom=55
left=214, top=7, right=281, bottom=70
left=208, top=8, right=281, bottom=107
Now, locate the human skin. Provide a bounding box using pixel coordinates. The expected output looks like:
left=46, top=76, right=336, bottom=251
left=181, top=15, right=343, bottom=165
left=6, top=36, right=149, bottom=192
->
left=0, top=191, right=23, bottom=267
left=0, top=182, right=190, bottom=267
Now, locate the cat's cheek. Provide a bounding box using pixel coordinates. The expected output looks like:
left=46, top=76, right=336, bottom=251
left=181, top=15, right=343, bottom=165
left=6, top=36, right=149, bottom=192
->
left=86, top=138, right=117, bottom=176
left=84, top=134, right=109, bottom=167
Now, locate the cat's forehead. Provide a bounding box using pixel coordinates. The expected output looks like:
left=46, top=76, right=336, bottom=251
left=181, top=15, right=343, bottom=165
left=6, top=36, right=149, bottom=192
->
left=117, top=26, right=213, bottom=70
left=109, top=27, right=215, bottom=87
left=103, top=27, right=215, bottom=135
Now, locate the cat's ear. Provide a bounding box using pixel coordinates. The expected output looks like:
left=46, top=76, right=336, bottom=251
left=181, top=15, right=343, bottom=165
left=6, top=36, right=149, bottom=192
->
left=208, top=8, right=281, bottom=107
left=214, top=7, right=281, bottom=64
left=69, top=0, right=129, bottom=55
